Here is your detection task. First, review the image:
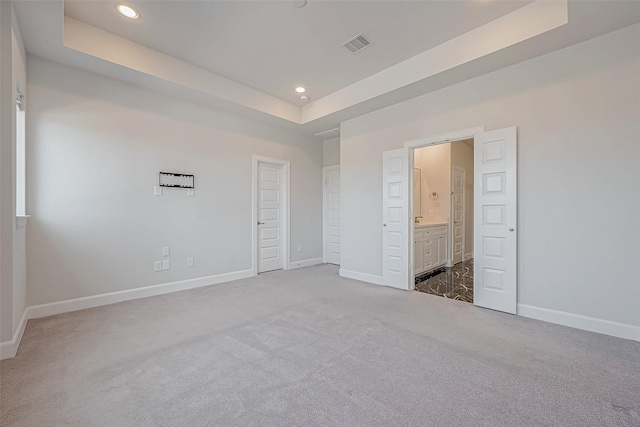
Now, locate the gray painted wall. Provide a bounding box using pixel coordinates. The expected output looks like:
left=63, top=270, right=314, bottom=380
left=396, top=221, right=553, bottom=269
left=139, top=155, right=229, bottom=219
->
left=340, top=24, right=640, bottom=327
left=26, top=56, right=323, bottom=306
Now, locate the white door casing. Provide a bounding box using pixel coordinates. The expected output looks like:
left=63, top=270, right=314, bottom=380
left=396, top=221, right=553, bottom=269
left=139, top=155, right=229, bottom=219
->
left=474, top=127, right=517, bottom=314
left=323, top=166, right=341, bottom=265
left=452, top=167, right=465, bottom=265
left=382, top=148, right=410, bottom=290
left=252, top=155, right=290, bottom=275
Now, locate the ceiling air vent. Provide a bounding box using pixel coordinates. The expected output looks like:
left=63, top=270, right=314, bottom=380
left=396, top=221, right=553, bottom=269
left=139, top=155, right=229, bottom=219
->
left=342, top=33, right=372, bottom=54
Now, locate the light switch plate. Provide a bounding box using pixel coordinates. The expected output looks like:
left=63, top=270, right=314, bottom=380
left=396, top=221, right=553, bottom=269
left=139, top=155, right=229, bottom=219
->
left=162, top=247, right=170, bottom=257
left=187, top=189, right=194, bottom=197
left=154, top=261, right=162, bottom=272
left=154, top=186, right=162, bottom=196
left=162, top=260, right=170, bottom=270
left=187, top=257, right=194, bottom=267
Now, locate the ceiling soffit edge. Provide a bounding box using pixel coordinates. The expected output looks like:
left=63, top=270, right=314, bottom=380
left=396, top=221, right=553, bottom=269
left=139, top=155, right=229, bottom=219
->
left=63, top=15, right=302, bottom=124
left=61, top=0, right=568, bottom=127
left=301, top=0, right=568, bottom=123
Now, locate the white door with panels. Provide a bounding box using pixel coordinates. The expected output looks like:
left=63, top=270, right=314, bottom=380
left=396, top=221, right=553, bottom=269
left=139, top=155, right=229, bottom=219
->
left=474, top=127, right=517, bottom=314
left=452, top=168, right=465, bottom=265
left=382, top=148, right=410, bottom=290
left=258, top=163, right=283, bottom=273
left=324, top=166, right=341, bottom=265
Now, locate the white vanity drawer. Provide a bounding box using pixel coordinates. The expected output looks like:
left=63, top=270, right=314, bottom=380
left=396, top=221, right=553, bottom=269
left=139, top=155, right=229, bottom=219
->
left=431, top=226, right=447, bottom=236
left=424, top=257, right=433, bottom=270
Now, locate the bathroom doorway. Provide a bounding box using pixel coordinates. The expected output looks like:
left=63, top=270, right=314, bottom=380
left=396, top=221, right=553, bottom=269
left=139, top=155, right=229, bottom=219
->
left=412, top=139, right=474, bottom=303
left=382, top=125, right=517, bottom=313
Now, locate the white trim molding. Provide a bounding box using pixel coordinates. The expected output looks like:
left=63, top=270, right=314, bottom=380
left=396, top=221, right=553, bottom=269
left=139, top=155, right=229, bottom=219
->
left=16, top=215, right=30, bottom=229
left=289, top=257, right=324, bottom=269
left=517, top=304, right=640, bottom=342
left=339, top=269, right=382, bottom=286
left=404, top=126, right=484, bottom=149
left=0, top=269, right=254, bottom=359
left=28, top=269, right=254, bottom=320
left=0, top=309, right=29, bottom=360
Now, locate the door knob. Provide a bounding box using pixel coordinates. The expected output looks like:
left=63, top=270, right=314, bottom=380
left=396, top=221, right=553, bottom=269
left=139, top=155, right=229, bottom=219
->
left=383, top=223, right=387, bottom=227
left=258, top=221, right=265, bottom=225
left=509, top=228, right=514, bottom=232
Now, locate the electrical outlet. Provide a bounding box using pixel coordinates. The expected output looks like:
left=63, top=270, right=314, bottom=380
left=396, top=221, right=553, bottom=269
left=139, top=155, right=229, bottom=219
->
left=154, top=261, right=162, bottom=272
left=162, top=260, right=170, bottom=270
left=187, top=257, right=194, bottom=267
left=162, top=247, right=170, bottom=257
left=297, top=245, right=303, bottom=253
left=429, top=210, right=434, bottom=217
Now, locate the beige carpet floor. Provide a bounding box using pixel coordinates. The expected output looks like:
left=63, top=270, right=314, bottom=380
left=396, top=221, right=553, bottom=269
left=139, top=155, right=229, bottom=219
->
left=1, top=264, right=639, bottom=426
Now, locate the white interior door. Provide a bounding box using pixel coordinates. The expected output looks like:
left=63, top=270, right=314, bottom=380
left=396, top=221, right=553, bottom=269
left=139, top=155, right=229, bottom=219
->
left=258, top=163, right=283, bottom=273
left=324, top=166, right=341, bottom=265
left=382, top=148, right=410, bottom=290
left=452, top=168, right=465, bottom=265
left=474, top=127, right=517, bottom=314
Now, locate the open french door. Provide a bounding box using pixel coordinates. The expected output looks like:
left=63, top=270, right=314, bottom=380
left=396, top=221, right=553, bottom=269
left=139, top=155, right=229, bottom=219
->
left=382, top=148, right=410, bottom=290
left=382, top=126, right=517, bottom=315
left=474, top=127, right=517, bottom=314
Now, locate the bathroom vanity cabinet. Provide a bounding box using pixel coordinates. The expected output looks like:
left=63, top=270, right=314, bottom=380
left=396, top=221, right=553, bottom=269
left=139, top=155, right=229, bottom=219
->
left=414, top=224, right=447, bottom=277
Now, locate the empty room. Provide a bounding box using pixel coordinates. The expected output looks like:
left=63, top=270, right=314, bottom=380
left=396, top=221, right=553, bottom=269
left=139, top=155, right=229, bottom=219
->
left=1, top=1, right=639, bottom=426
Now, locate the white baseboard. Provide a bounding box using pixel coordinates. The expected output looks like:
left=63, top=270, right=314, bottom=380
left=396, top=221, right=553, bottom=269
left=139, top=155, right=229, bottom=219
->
left=0, top=269, right=255, bottom=359
left=339, top=269, right=382, bottom=285
left=289, top=257, right=323, bottom=269
left=0, top=308, right=29, bottom=360
left=28, top=269, right=255, bottom=320
left=517, top=304, right=640, bottom=342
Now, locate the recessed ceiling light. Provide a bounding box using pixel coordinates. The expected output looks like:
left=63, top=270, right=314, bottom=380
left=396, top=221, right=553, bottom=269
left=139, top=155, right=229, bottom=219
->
left=116, top=4, right=139, bottom=19
left=295, top=87, right=306, bottom=93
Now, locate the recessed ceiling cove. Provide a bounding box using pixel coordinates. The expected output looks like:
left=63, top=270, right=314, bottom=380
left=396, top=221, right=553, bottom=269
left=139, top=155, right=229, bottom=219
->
left=62, top=0, right=532, bottom=101
left=14, top=0, right=640, bottom=136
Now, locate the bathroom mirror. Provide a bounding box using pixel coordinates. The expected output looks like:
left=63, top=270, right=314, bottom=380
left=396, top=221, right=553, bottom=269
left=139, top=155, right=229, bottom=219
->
left=414, top=168, right=421, bottom=218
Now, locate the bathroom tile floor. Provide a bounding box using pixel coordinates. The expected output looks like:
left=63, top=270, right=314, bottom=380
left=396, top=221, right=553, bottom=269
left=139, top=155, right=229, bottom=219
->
left=414, top=259, right=474, bottom=303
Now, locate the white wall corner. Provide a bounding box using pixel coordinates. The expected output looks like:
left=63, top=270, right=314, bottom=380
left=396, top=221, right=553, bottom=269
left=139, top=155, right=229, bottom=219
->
left=0, top=308, right=28, bottom=360
left=339, top=269, right=383, bottom=286
left=517, top=304, right=640, bottom=342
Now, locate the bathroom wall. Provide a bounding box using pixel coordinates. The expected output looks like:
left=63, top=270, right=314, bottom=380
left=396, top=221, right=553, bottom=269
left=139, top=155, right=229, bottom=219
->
left=414, top=144, right=450, bottom=223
